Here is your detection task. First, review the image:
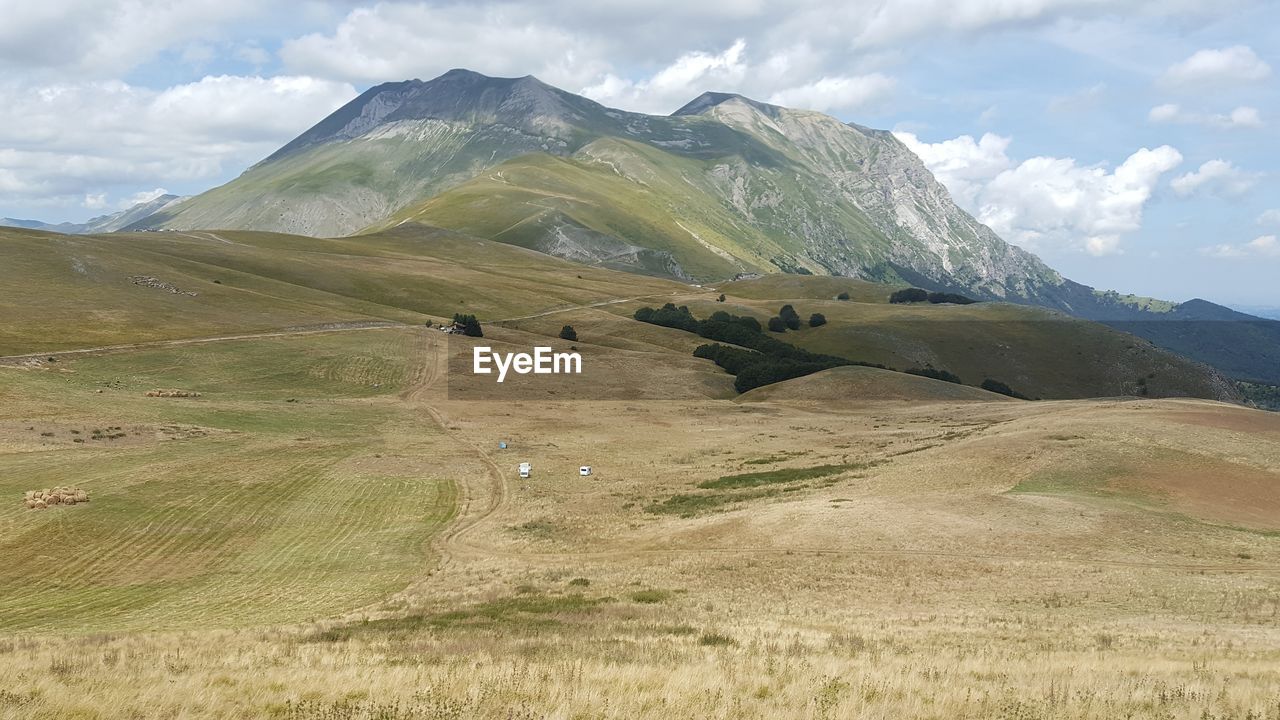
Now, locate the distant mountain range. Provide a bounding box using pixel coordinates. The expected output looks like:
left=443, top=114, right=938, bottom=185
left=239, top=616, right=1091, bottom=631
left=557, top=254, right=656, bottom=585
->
left=23, top=68, right=1278, bottom=384
left=2, top=194, right=185, bottom=235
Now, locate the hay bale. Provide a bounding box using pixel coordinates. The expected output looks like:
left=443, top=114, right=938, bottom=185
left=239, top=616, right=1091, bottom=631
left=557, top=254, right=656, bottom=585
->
left=46, top=495, right=61, bottom=505
left=32, top=500, right=46, bottom=509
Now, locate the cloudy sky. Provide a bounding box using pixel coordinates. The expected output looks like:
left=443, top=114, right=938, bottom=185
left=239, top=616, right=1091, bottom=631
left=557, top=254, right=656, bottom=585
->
left=1, top=1, right=1276, bottom=307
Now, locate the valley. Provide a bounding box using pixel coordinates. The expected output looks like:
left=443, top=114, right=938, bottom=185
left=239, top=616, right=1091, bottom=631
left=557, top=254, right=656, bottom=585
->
left=1, top=224, right=1277, bottom=719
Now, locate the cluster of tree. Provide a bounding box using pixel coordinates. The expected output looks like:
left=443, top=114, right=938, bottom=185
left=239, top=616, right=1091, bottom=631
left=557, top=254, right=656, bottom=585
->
left=888, top=288, right=978, bottom=305
left=633, top=303, right=1031, bottom=399
left=693, top=342, right=880, bottom=393
left=905, top=367, right=962, bottom=384
left=980, top=378, right=1030, bottom=399
left=452, top=313, right=483, bottom=337
left=768, top=304, right=827, bottom=333
left=559, top=325, right=578, bottom=341
left=634, top=303, right=882, bottom=392
left=836, top=292, right=850, bottom=300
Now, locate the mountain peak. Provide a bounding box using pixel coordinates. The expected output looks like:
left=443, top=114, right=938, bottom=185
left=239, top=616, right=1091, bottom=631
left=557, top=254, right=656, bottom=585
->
left=264, top=69, right=581, bottom=162
left=672, top=91, right=783, bottom=119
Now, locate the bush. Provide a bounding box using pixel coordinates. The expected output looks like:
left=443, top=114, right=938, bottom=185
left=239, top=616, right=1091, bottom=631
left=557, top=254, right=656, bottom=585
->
left=453, top=313, right=483, bottom=337
left=767, top=316, right=787, bottom=333
left=717, top=294, right=726, bottom=302
left=927, top=291, right=977, bottom=305
left=889, top=288, right=929, bottom=304
left=633, top=303, right=699, bottom=333
left=889, top=288, right=978, bottom=305
left=809, top=313, right=826, bottom=328
left=981, top=378, right=1030, bottom=399
left=905, top=367, right=962, bottom=384
left=559, top=325, right=578, bottom=341
left=836, top=291, right=850, bottom=300
left=699, top=632, right=736, bottom=647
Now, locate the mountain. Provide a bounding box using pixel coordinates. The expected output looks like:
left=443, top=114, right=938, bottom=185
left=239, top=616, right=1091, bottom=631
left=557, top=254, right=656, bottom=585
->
left=2, top=194, right=184, bottom=235
left=133, top=69, right=1280, bottom=383
left=0, top=217, right=63, bottom=231
left=137, top=70, right=1067, bottom=298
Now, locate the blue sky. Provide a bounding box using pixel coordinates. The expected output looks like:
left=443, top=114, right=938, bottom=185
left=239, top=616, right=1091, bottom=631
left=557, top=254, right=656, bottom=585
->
left=1, top=1, right=1275, bottom=307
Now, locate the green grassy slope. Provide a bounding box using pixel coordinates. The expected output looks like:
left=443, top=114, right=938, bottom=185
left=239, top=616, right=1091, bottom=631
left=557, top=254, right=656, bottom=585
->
left=0, top=328, right=454, bottom=631
left=0, top=225, right=684, bottom=355
left=782, top=301, right=1237, bottom=401
left=609, top=277, right=1240, bottom=402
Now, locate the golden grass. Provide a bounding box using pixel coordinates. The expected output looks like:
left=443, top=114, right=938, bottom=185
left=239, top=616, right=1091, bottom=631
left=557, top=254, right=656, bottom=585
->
left=1, top=277, right=1278, bottom=718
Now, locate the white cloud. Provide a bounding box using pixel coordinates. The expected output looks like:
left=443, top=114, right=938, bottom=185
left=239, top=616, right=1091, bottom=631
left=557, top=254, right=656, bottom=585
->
left=280, top=4, right=610, bottom=90
left=1148, top=103, right=1263, bottom=129
left=766, top=74, right=895, bottom=112
left=583, top=40, right=751, bottom=113
left=0, top=76, right=355, bottom=207
left=83, top=193, right=107, bottom=210
left=898, top=132, right=1182, bottom=256
left=1258, top=209, right=1280, bottom=226
left=1201, top=235, right=1279, bottom=259
left=0, top=0, right=261, bottom=78
left=893, top=132, right=1013, bottom=209
left=1161, top=45, right=1272, bottom=87
left=1170, top=159, right=1261, bottom=198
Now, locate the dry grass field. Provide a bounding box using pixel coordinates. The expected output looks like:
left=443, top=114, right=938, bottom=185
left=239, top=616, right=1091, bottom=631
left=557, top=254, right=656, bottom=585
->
left=1, top=229, right=1278, bottom=719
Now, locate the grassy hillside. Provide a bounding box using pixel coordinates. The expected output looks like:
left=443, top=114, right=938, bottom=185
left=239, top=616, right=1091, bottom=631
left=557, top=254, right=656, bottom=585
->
left=0, top=225, right=684, bottom=355
left=0, top=328, right=454, bottom=631
left=1, top=225, right=1278, bottom=718
left=735, top=365, right=1010, bottom=405
left=616, top=278, right=1240, bottom=402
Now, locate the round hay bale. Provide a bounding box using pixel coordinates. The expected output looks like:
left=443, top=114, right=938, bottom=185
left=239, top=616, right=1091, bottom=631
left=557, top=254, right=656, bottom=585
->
left=33, top=500, right=46, bottom=509
left=46, top=495, right=61, bottom=505
left=24, top=500, right=35, bottom=509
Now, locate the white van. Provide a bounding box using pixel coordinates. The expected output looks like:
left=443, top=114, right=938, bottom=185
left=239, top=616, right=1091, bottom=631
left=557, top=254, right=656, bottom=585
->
left=579, top=466, right=592, bottom=477
left=518, top=462, right=531, bottom=478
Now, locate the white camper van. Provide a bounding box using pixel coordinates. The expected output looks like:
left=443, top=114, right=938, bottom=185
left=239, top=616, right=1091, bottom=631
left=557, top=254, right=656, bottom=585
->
left=518, top=462, right=531, bottom=478
left=579, top=466, right=592, bottom=477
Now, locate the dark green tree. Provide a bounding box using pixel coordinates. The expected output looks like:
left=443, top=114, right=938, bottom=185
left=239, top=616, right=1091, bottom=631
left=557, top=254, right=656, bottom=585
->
left=559, top=325, right=578, bottom=341
left=779, top=304, right=801, bottom=330
left=767, top=316, right=788, bottom=333
left=809, top=313, right=827, bottom=327
left=453, top=313, right=483, bottom=337
left=836, top=292, right=850, bottom=300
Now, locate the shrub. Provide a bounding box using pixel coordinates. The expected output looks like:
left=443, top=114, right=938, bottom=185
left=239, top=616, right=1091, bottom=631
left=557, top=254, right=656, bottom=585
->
left=981, top=378, right=1030, bottom=399
left=889, top=288, right=929, bottom=304
left=889, top=288, right=978, bottom=305
left=927, top=291, right=977, bottom=305
left=699, top=632, right=736, bottom=646
left=809, top=313, right=827, bottom=328
left=768, top=316, right=787, bottom=333
left=905, top=367, right=962, bottom=384
left=559, top=325, right=578, bottom=341
left=629, top=589, right=671, bottom=604
left=836, top=291, right=850, bottom=300
left=717, top=294, right=726, bottom=302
